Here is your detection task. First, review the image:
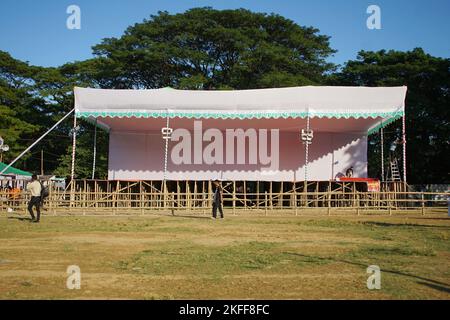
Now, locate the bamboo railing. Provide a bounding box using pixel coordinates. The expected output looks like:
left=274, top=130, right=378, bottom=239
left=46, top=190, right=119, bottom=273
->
left=0, top=179, right=448, bottom=215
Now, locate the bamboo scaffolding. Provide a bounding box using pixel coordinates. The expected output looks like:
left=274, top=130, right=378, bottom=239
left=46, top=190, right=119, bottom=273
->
left=1, top=179, right=446, bottom=216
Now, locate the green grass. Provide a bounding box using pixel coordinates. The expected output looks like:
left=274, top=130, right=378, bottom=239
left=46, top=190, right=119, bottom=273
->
left=0, top=212, right=449, bottom=299
left=115, top=241, right=292, bottom=275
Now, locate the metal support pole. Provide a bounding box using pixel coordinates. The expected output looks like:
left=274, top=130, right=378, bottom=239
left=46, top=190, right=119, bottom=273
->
left=70, top=114, right=77, bottom=181
left=163, top=112, right=170, bottom=182
left=402, top=115, right=407, bottom=183
left=0, top=109, right=75, bottom=175
left=305, top=114, right=310, bottom=182
left=380, top=123, right=385, bottom=182
left=162, top=111, right=171, bottom=209
left=91, top=119, right=97, bottom=180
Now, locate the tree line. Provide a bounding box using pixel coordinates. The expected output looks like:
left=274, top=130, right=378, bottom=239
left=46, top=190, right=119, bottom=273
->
left=0, top=8, right=448, bottom=184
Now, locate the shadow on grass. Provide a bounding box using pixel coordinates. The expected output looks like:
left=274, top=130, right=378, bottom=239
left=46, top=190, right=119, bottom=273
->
left=171, top=214, right=215, bottom=220
left=416, top=282, right=450, bottom=294
left=7, top=216, right=33, bottom=222
left=362, top=221, right=450, bottom=229
left=285, top=252, right=450, bottom=290
left=146, top=211, right=214, bottom=220
left=414, top=217, right=450, bottom=221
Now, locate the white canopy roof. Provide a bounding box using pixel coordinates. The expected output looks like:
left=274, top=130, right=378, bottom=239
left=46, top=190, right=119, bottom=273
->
left=74, top=85, right=407, bottom=133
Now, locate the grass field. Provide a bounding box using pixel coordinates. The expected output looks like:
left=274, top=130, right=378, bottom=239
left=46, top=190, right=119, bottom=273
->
left=0, top=211, right=449, bottom=299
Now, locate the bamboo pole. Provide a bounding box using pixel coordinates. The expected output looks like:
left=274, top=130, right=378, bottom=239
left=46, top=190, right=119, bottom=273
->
left=279, top=182, right=283, bottom=208
left=171, top=191, right=175, bottom=215
left=83, top=180, right=86, bottom=215
left=270, top=181, right=273, bottom=211
left=265, top=191, right=268, bottom=216
left=243, top=180, right=247, bottom=211
left=176, top=181, right=180, bottom=209
left=327, top=181, right=331, bottom=216
left=402, top=115, right=407, bottom=183
left=91, top=119, right=97, bottom=179
left=381, top=125, right=385, bottom=181
left=140, top=181, right=144, bottom=215
left=186, top=181, right=191, bottom=211
left=232, top=181, right=236, bottom=215
left=208, top=180, right=212, bottom=213
left=303, top=180, right=307, bottom=207
left=315, top=181, right=319, bottom=207
left=421, top=193, right=425, bottom=215
left=256, top=181, right=260, bottom=210
left=294, top=183, right=298, bottom=216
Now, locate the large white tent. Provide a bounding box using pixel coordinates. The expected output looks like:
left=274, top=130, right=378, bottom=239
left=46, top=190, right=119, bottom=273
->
left=73, top=86, right=407, bottom=181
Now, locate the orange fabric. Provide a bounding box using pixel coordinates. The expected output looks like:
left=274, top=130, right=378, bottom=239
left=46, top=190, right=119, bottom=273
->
left=9, top=188, right=21, bottom=199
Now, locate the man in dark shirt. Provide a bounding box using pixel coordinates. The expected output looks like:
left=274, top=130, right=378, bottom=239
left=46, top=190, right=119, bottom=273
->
left=212, top=180, right=224, bottom=219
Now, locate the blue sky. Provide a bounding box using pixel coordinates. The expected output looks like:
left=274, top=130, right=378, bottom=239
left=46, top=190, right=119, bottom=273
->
left=0, top=0, right=449, bottom=68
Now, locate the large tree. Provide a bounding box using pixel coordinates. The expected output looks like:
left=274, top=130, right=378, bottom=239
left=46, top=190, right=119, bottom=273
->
left=331, top=48, right=450, bottom=184
left=91, top=7, right=336, bottom=89
left=0, top=51, right=51, bottom=169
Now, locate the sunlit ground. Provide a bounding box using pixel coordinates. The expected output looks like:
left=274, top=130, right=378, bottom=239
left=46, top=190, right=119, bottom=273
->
left=0, top=210, right=449, bottom=299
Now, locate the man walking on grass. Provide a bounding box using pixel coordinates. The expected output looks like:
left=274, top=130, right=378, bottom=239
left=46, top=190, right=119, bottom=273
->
left=26, top=174, right=41, bottom=223
left=212, top=179, right=224, bottom=219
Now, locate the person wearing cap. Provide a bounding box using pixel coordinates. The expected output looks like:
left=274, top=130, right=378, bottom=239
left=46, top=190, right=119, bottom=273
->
left=212, top=180, right=224, bottom=219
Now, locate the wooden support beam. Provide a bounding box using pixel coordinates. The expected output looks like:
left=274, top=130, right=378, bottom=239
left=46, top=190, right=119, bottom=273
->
left=232, top=181, right=236, bottom=215
left=270, top=181, right=273, bottom=211
left=256, top=181, right=260, bottom=210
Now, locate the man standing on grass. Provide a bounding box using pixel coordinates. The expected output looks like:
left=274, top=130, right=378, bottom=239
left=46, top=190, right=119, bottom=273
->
left=26, top=174, right=41, bottom=223
left=212, top=179, right=224, bottom=219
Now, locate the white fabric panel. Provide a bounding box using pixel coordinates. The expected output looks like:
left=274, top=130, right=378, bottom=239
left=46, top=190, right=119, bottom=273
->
left=75, top=86, right=406, bottom=117
left=108, top=129, right=367, bottom=181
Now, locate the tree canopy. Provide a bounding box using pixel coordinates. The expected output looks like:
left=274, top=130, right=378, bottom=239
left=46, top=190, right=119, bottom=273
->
left=0, top=51, right=108, bottom=178
left=90, top=8, right=336, bottom=89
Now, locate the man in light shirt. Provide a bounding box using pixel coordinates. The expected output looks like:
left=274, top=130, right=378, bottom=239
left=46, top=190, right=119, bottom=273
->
left=26, top=174, right=42, bottom=223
